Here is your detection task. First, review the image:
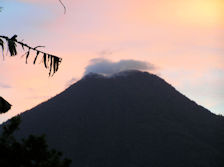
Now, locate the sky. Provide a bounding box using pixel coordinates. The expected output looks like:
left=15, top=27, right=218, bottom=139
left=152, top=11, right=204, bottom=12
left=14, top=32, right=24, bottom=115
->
left=0, top=0, right=223, bottom=123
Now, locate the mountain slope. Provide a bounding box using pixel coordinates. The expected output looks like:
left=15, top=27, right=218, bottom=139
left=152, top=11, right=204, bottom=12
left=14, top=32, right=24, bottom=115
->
left=15, top=70, right=224, bottom=167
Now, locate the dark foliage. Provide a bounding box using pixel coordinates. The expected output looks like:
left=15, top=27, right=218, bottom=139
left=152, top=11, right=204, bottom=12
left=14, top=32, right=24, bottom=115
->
left=0, top=97, right=11, bottom=114
left=0, top=38, right=4, bottom=52
left=7, top=35, right=17, bottom=56
left=12, top=70, right=224, bottom=167
left=0, top=116, right=71, bottom=167
left=0, top=35, right=62, bottom=76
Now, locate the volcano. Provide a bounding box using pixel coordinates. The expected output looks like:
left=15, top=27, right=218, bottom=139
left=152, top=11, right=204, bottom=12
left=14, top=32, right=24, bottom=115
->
left=15, top=70, right=224, bottom=167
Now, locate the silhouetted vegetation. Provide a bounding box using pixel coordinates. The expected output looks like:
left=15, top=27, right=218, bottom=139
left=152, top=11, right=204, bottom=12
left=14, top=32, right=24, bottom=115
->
left=0, top=35, right=62, bottom=77
left=0, top=116, right=71, bottom=167
left=0, top=97, right=11, bottom=114
left=0, top=3, right=70, bottom=166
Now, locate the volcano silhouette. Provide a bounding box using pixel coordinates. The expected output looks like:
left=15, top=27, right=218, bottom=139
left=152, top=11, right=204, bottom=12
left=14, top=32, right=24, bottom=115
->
left=15, top=70, right=224, bottom=167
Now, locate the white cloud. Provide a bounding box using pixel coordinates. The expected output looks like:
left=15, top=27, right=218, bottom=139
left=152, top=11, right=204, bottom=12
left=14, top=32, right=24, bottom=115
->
left=84, top=58, right=155, bottom=76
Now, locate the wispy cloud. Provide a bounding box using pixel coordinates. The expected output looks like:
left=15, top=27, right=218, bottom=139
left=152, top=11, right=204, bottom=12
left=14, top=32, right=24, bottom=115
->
left=98, top=49, right=114, bottom=57
left=0, top=83, right=11, bottom=89
left=65, top=77, right=77, bottom=87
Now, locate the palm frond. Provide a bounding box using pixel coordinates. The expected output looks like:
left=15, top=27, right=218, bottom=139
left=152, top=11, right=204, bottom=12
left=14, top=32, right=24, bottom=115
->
left=0, top=35, right=62, bottom=76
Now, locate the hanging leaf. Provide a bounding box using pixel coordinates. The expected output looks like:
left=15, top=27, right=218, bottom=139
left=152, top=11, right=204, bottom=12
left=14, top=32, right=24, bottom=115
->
left=7, top=35, right=18, bottom=56
left=43, top=53, right=48, bottom=68
left=7, top=39, right=17, bottom=56
left=0, top=38, right=4, bottom=51
left=49, top=55, right=54, bottom=76
left=33, top=51, right=40, bottom=64
left=0, top=38, right=4, bottom=60
left=25, top=50, right=30, bottom=64
left=53, top=57, right=58, bottom=75
left=54, top=57, right=60, bottom=74
left=48, top=54, right=51, bottom=65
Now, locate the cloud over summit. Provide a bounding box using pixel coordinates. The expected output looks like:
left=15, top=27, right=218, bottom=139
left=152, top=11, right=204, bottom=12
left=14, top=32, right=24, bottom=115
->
left=84, top=58, right=155, bottom=76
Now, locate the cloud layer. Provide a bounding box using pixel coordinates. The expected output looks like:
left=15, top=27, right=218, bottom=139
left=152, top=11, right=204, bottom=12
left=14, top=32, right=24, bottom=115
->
left=0, top=83, right=11, bottom=89
left=65, top=77, right=77, bottom=87
left=84, top=58, right=155, bottom=76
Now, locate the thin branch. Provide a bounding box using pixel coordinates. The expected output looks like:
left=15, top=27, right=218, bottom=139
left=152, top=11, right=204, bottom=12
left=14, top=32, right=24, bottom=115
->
left=34, top=46, right=45, bottom=50
left=59, top=0, right=66, bottom=14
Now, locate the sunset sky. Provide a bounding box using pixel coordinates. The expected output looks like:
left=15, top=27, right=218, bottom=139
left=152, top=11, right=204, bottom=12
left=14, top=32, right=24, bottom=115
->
left=0, top=0, right=223, bottom=123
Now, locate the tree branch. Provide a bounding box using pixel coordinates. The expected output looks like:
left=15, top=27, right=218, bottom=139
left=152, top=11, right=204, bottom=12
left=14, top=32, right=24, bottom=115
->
left=59, top=0, right=66, bottom=14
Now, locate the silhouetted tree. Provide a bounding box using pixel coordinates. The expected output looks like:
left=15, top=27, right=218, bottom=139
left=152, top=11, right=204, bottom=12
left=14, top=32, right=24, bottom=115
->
left=0, top=3, right=71, bottom=166
left=0, top=116, right=72, bottom=167
left=0, top=3, right=69, bottom=165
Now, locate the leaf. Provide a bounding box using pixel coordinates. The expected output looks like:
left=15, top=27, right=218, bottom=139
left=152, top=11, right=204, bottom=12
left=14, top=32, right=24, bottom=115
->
left=49, top=55, right=53, bottom=76
left=43, top=53, right=48, bottom=68
left=48, top=54, right=51, bottom=64
left=46, top=56, right=62, bottom=77
left=7, top=39, right=17, bottom=56
left=0, top=38, right=4, bottom=60
left=34, top=45, right=45, bottom=49
left=25, top=50, right=30, bottom=64
left=0, top=38, right=4, bottom=51
left=33, top=51, right=40, bottom=64
left=54, top=57, right=59, bottom=74
left=11, top=35, right=17, bottom=41
left=53, top=57, right=57, bottom=74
